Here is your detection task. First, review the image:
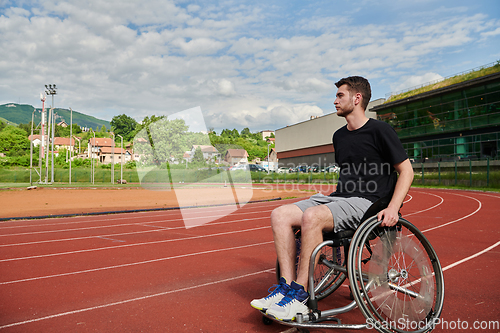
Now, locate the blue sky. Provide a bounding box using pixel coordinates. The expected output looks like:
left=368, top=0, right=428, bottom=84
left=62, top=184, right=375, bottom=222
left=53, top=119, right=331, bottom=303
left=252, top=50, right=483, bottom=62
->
left=0, top=0, right=499, bottom=133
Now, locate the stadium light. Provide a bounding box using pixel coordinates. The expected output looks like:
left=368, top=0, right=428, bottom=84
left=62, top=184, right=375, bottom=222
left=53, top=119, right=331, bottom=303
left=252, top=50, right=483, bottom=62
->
left=45, top=84, right=57, bottom=184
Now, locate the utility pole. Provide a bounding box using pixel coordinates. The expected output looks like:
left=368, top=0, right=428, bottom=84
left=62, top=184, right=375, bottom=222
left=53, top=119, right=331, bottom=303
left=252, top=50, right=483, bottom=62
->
left=116, top=134, right=123, bottom=184
left=90, top=129, right=95, bottom=184
left=40, top=93, right=46, bottom=183
left=267, top=143, right=271, bottom=174
left=29, top=108, right=35, bottom=186
left=69, top=107, right=73, bottom=184
left=111, top=132, right=115, bottom=184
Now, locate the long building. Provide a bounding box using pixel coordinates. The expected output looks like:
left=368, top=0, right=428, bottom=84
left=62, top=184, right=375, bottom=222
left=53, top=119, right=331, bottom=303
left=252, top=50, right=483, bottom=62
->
left=275, top=99, right=384, bottom=168
left=372, top=71, right=500, bottom=162
left=275, top=66, right=500, bottom=168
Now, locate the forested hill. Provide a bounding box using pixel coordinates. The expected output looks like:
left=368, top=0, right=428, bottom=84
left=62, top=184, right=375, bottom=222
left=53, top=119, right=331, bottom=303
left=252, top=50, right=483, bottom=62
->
left=0, top=103, right=110, bottom=130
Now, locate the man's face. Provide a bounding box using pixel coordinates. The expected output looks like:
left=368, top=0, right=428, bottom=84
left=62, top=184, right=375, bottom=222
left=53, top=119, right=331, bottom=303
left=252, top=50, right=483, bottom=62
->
left=334, top=84, right=355, bottom=117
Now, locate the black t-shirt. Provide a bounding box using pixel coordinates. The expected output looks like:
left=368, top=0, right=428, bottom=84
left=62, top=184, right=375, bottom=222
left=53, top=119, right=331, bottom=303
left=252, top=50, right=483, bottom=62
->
left=331, top=119, right=408, bottom=202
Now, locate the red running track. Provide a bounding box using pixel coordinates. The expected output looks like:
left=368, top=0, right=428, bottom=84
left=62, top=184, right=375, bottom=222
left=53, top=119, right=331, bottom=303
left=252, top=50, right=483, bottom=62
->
left=0, top=188, right=499, bottom=332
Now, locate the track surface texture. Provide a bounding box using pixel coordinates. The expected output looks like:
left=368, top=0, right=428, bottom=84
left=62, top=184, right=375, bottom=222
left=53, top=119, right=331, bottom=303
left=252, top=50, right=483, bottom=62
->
left=0, top=187, right=498, bottom=332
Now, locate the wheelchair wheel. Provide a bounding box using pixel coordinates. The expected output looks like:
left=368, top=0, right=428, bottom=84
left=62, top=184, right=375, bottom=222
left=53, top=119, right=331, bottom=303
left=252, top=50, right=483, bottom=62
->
left=347, top=216, right=444, bottom=333
left=276, top=230, right=346, bottom=301
left=312, top=242, right=347, bottom=300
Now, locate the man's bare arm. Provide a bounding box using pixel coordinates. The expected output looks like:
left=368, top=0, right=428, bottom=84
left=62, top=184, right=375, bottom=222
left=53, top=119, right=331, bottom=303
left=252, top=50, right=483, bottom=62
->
left=377, top=158, right=414, bottom=227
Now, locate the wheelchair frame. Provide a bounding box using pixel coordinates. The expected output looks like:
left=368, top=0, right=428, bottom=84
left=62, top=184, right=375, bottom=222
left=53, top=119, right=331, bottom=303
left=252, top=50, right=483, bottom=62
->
left=264, top=212, right=445, bottom=333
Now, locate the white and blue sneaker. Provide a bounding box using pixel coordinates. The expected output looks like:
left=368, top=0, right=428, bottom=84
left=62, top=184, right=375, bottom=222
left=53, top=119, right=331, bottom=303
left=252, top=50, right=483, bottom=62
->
left=251, top=277, right=291, bottom=311
left=266, top=281, right=309, bottom=321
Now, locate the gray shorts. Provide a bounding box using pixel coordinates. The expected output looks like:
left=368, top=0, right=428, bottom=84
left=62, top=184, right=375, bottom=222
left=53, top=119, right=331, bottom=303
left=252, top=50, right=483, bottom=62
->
left=294, top=194, right=373, bottom=233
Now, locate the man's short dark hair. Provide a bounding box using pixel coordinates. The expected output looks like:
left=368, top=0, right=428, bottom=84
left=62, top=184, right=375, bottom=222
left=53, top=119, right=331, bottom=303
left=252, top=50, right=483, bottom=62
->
left=335, top=76, right=371, bottom=110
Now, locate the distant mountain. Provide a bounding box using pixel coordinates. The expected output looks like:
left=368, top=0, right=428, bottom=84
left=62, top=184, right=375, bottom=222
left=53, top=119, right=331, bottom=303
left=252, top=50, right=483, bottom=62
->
left=0, top=103, right=110, bottom=130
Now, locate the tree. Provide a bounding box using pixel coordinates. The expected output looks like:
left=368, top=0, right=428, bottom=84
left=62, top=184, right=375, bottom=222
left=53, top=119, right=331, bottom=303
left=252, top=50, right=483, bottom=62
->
left=191, top=146, right=205, bottom=165
left=110, top=114, right=138, bottom=141
left=0, top=125, right=30, bottom=156
left=241, top=127, right=251, bottom=137
left=17, top=122, right=31, bottom=136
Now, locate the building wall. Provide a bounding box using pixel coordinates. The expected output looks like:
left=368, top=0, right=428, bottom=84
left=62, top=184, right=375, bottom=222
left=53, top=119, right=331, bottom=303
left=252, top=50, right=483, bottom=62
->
left=372, top=72, right=500, bottom=161
left=275, top=99, right=384, bottom=167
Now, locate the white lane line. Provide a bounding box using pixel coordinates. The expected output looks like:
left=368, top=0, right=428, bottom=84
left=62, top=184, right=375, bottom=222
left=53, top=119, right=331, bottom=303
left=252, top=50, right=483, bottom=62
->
left=95, top=236, right=126, bottom=243
left=441, top=240, right=500, bottom=271
left=0, top=209, right=274, bottom=238
left=0, top=267, right=275, bottom=329
left=404, top=192, right=444, bottom=217
left=421, top=192, right=482, bottom=233
left=0, top=216, right=270, bottom=248
left=0, top=226, right=271, bottom=263
left=0, top=200, right=283, bottom=229
left=472, top=192, right=500, bottom=198
left=0, top=241, right=274, bottom=285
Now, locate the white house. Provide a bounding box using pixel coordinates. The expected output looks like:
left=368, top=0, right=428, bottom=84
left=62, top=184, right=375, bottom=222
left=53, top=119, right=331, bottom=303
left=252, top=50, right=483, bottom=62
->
left=224, top=149, right=249, bottom=166
left=187, top=145, right=219, bottom=162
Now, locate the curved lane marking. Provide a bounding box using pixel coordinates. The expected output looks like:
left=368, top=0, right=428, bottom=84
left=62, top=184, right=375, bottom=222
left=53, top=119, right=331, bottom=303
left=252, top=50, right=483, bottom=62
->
left=421, top=192, right=482, bottom=233
left=404, top=192, right=444, bottom=217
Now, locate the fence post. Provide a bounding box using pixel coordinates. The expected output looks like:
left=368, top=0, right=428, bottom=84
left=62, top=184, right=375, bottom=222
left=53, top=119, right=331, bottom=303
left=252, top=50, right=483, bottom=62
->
left=487, top=158, right=490, bottom=187
left=454, top=160, right=458, bottom=186
left=421, top=163, right=424, bottom=185
left=438, top=162, right=441, bottom=185
left=469, top=159, right=472, bottom=187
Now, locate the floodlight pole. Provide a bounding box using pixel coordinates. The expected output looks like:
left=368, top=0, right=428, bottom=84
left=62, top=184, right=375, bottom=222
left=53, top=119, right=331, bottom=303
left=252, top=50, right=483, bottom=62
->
left=51, top=110, right=55, bottom=183
left=45, top=108, right=52, bottom=183
left=45, top=84, right=57, bottom=184
left=116, top=134, right=123, bottom=184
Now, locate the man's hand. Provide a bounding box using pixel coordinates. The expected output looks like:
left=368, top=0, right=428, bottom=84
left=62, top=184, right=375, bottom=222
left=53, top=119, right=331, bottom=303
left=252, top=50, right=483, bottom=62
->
left=377, top=206, right=400, bottom=227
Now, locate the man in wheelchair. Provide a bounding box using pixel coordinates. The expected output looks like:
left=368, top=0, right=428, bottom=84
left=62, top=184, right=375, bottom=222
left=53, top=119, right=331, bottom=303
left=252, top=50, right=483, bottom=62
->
left=251, top=76, right=414, bottom=321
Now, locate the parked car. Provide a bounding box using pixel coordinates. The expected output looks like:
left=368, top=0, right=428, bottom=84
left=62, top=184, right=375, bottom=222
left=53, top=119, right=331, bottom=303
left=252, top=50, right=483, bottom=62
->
left=229, top=164, right=246, bottom=171
left=323, top=165, right=340, bottom=173
left=297, top=165, right=308, bottom=173
left=308, top=165, right=320, bottom=173
left=249, top=164, right=266, bottom=172
left=229, top=164, right=266, bottom=172
left=277, top=167, right=290, bottom=173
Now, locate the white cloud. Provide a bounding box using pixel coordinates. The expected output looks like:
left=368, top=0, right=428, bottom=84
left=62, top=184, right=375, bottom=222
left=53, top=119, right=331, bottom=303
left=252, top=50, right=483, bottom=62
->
left=206, top=78, right=236, bottom=96
left=171, top=37, right=226, bottom=55
left=392, top=73, right=444, bottom=93
left=0, top=0, right=499, bottom=133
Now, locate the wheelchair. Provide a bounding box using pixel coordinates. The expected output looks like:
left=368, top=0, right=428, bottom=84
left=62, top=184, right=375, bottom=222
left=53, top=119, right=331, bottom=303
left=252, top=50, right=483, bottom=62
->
left=264, top=180, right=445, bottom=333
